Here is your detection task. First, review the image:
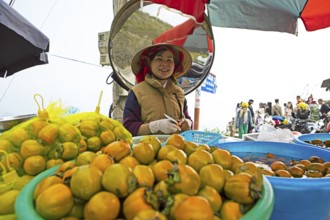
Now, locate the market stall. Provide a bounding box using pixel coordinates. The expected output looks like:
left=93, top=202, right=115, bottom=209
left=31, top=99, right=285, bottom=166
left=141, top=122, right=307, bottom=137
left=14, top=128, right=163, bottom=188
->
left=1, top=0, right=330, bottom=219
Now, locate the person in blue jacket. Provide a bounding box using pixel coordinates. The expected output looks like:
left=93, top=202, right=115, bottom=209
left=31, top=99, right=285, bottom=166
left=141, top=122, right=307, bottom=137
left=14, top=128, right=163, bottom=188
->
left=236, top=102, right=253, bottom=138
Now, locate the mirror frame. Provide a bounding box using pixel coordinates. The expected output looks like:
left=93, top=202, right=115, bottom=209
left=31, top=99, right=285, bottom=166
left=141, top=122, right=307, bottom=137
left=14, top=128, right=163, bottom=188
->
left=108, top=0, right=215, bottom=95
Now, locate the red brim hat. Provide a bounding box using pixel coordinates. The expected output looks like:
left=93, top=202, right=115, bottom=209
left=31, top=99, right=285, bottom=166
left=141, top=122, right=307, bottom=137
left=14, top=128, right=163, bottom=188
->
left=131, top=44, right=192, bottom=82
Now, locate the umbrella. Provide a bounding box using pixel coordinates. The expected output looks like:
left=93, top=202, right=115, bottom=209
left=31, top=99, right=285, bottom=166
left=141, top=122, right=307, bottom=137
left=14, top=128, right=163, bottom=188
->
left=152, top=0, right=330, bottom=34
left=152, top=18, right=213, bottom=53
left=321, top=78, right=330, bottom=91
left=0, top=1, right=50, bottom=78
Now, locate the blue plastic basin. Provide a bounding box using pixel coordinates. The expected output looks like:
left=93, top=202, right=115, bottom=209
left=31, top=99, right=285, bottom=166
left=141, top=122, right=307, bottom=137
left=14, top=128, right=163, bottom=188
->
left=293, top=133, right=330, bottom=151
left=217, top=141, right=330, bottom=220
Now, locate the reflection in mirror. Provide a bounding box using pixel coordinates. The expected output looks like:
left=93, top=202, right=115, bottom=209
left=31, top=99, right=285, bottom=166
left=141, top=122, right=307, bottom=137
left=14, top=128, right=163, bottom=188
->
left=109, top=0, right=214, bottom=95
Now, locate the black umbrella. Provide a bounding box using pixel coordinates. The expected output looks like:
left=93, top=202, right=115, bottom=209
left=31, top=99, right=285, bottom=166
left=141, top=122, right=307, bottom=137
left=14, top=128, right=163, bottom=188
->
left=0, top=1, right=50, bottom=78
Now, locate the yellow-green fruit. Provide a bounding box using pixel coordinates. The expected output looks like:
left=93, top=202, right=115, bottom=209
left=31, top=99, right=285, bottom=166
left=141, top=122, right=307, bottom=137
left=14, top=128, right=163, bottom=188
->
left=100, top=130, right=116, bottom=146
left=79, top=119, right=98, bottom=138
left=113, top=126, right=132, bottom=143
left=198, top=186, right=222, bottom=212
left=38, top=124, right=58, bottom=145
left=99, top=118, right=115, bottom=131
left=27, top=118, right=48, bottom=137
left=1, top=152, right=22, bottom=171
left=87, top=136, right=102, bottom=152
left=6, top=128, right=30, bottom=148
left=70, top=165, right=102, bottom=200
left=199, top=163, right=225, bottom=193
left=139, top=135, right=162, bottom=156
left=23, top=155, right=46, bottom=176
left=61, top=142, right=79, bottom=160
left=75, top=151, right=97, bottom=166
left=0, top=190, right=20, bottom=214
left=102, top=163, right=135, bottom=198
left=13, top=175, right=34, bottom=190
left=132, top=142, right=155, bottom=165
left=103, top=140, right=131, bottom=162
left=0, top=140, right=14, bottom=152
left=58, top=123, right=81, bottom=143
left=20, top=139, right=48, bottom=159
left=0, top=214, right=16, bottom=220
left=84, top=191, right=120, bottom=220
left=36, top=184, right=74, bottom=220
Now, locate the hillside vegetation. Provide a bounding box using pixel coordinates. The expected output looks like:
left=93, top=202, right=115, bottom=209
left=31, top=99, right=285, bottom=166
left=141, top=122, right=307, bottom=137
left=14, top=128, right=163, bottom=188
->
left=111, top=10, right=172, bottom=69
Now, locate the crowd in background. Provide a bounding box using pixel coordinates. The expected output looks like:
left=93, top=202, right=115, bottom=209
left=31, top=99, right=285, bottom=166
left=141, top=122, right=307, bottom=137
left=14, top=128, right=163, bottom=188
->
left=230, top=95, right=330, bottom=138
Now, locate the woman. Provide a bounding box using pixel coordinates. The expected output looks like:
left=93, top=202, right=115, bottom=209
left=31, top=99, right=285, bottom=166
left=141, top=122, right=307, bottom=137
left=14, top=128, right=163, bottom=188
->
left=123, top=44, right=193, bottom=136
left=285, top=101, right=295, bottom=120
left=235, top=102, right=253, bottom=138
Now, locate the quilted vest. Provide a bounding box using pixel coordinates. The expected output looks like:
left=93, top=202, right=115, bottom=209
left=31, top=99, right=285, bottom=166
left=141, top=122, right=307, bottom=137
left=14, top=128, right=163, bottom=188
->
left=132, top=74, right=185, bottom=123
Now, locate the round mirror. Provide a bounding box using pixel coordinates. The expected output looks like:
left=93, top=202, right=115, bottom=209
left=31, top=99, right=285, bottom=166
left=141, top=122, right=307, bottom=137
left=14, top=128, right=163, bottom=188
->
left=108, top=0, right=215, bottom=95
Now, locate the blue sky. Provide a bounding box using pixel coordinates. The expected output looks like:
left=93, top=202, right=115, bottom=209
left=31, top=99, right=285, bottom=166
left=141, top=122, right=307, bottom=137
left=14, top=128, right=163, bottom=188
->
left=1, top=0, right=329, bottom=131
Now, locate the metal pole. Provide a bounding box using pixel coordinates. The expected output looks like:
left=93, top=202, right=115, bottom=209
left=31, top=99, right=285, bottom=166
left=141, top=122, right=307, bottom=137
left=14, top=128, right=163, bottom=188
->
left=112, top=0, right=128, bottom=122
left=194, top=88, right=201, bottom=130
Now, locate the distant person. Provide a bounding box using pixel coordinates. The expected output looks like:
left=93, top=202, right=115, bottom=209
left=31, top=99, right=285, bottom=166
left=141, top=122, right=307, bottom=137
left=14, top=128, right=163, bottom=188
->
left=285, top=101, right=295, bottom=120
left=306, top=94, right=316, bottom=105
left=296, top=102, right=310, bottom=120
left=236, top=102, right=242, bottom=114
left=236, top=102, right=253, bottom=138
left=257, top=102, right=266, bottom=115
left=272, top=99, right=283, bottom=116
left=296, top=95, right=303, bottom=106
left=318, top=98, right=330, bottom=119
left=248, top=99, right=255, bottom=132
left=265, top=102, right=272, bottom=116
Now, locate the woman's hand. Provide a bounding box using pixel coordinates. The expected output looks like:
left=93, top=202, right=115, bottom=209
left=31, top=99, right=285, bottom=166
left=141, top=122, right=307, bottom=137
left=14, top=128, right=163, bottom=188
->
left=149, top=119, right=181, bottom=134
left=178, top=118, right=192, bottom=131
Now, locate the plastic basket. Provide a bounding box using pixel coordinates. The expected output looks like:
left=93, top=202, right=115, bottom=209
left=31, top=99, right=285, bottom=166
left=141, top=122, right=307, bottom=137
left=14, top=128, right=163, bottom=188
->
left=180, top=130, right=221, bottom=146
left=218, top=141, right=330, bottom=220
left=293, top=133, right=330, bottom=151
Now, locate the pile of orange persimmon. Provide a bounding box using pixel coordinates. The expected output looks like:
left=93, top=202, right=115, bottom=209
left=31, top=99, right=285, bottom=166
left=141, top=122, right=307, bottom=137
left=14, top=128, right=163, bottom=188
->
left=305, top=139, right=330, bottom=149
left=263, top=155, right=330, bottom=178
left=33, top=134, right=264, bottom=220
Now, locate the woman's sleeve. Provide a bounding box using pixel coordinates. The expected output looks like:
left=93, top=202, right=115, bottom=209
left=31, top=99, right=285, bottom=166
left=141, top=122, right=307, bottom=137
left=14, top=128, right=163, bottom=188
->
left=183, top=98, right=193, bottom=126
left=122, top=90, right=143, bottom=136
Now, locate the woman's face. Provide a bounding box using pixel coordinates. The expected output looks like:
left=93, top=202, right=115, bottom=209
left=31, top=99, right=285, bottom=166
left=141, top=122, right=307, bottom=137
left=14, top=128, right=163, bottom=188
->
left=150, top=49, right=175, bottom=80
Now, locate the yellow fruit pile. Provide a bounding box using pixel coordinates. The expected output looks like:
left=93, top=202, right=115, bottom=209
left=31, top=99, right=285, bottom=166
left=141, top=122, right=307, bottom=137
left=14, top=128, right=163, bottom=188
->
left=0, top=111, right=132, bottom=217
left=33, top=133, right=263, bottom=220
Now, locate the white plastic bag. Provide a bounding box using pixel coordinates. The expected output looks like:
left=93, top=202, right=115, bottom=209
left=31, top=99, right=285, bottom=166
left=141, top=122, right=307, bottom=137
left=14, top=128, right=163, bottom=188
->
left=257, top=124, right=294, bottom=143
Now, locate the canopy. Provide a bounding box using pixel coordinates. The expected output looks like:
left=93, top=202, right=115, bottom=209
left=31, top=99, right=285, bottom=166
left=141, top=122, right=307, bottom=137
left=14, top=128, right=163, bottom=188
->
left=152, top=0, right=330, bottom=35
left=152, top=18, right=213, bottom=53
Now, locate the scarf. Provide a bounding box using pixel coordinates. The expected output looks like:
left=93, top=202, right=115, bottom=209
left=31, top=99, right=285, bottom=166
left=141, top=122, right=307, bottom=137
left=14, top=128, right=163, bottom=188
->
left=239, top=108, right=248, bottom=123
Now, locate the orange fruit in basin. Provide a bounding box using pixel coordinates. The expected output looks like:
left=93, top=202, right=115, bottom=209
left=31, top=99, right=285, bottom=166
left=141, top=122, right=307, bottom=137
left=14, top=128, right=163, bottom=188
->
left=133, top=142, right=155, bottom=165
left=172, top=196, right=213, bottom=220
left=270, top=161, right=287, bottom=172
left=211, top=148, right=232, bottom=170
left=187, top=150, right=213, bottom=172
left=166, top=133, right=186, bottom=150
left=84, top=191, right=120, bottom=220
left=36, top=183, right=73, bottom=220
left=275, top=170, right=292, bottom=178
